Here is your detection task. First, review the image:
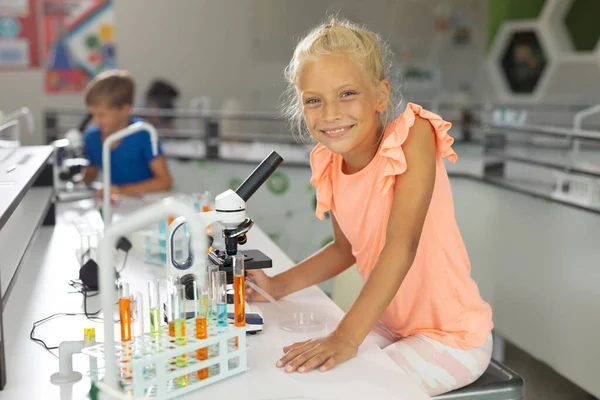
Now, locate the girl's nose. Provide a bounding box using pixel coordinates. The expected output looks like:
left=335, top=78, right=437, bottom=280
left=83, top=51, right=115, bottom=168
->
left=322, top=101, right=341, bottom=122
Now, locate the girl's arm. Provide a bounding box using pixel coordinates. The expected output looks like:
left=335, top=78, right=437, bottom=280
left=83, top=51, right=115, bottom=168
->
left=246, top=213, right=355, bottom=301
left=271, top=213, right=355, bottom=299
left=278, top=116, right=437, bottom=373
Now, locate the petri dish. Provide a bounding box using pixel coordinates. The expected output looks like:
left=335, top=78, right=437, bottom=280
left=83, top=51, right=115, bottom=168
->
left=278, top=311, right=327, bottom=333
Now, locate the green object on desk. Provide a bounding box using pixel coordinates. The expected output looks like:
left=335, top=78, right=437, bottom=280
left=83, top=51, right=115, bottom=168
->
left=88, top=380, right=126, bottom=399
left=88, top=382, right=99, bottom=400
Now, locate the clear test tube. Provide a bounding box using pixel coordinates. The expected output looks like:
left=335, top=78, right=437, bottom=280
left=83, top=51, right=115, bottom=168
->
left=148, top=280, right=161, bottom=337
left=193, top=279, right=209, bottom=380
left=119, top=282, right=132, bottom=342
left=233, top=255, right=245, bottom=328
left=132, top=292, right=144, bottom=338
left=215, top=271, right=227, bottom=327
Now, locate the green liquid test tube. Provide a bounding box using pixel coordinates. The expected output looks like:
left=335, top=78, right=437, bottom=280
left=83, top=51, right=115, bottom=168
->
left=148, top=280, right=161, bottom=338
left=173, top=284, right=188, bottom=387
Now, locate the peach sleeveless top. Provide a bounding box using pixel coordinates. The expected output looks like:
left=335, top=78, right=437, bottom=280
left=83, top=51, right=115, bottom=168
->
left=309, top=103, right=493, bottom=349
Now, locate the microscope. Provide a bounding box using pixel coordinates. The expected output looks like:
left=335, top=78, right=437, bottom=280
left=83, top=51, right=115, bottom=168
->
left=52, top=114, right=95, bottom=201
left=167, top=151, right=284, bottom=296
left=207, top=151, right=284, bottom=282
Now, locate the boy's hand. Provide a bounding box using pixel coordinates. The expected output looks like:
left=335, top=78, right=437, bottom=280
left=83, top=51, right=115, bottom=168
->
left=276, top=329, right=359, bottom=373
left=96, top=185, right=122, bottom=199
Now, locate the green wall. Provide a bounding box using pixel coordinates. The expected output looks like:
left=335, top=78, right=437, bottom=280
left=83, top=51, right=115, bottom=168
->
left=565, top=0, right=600, bottom=51
left=487, top=0, right=546, bottom=48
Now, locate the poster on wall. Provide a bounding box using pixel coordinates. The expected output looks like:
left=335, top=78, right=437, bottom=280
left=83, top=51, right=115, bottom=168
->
left=0, top=0, right=40, bottom=69
left=42, top=0, right=116, bottom=93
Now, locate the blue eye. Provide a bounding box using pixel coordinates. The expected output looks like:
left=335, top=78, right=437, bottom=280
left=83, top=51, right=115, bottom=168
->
left=341, top=91, right=356, bottom=98
left=305, top=98, right=320, bottom=104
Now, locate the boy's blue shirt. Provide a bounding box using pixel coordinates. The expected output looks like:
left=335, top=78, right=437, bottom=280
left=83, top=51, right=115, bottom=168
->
left=83, top=117, right=164, bottom=185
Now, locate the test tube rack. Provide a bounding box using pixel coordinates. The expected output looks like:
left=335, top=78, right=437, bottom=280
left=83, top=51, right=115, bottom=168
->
left=136, top=227, right=188, bottom=266
left=82, top=321, right=247, bottom=399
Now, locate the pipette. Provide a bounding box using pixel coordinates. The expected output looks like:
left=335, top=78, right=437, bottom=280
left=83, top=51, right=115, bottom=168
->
left=245, top=279, right=284, bottom=310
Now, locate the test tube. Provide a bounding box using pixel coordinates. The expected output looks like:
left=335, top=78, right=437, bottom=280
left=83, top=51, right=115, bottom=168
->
left=119, top=282, right=132, bottom=342
left=167, top=276, right=180, bottom=338
left=201, top=191, right=213, bottom=212
left=132, top=292, right=144, bottom=338
left=148, top=280, right=161, bottom=338
left=193, top=279, right=209, bottom=380
left=233, top=255, right=245, bottom=328
left=215, top=271, right=227, bottom=327
left=172, top=283, right=188, bottom=387
left=208, top=265, right=219, bottom=322
left=84, top=328, right=97, bottom=380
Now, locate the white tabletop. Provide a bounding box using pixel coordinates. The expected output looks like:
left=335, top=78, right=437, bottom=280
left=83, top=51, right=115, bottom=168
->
left=0, top=199, right=430, bottom=400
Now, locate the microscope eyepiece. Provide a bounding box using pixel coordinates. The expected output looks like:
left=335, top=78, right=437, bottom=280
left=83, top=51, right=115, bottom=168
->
left=235, top=151, right=283, bottom=202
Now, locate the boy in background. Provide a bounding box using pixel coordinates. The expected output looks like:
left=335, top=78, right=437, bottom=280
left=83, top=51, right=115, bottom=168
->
left=82, top=69, right=173, bottom=197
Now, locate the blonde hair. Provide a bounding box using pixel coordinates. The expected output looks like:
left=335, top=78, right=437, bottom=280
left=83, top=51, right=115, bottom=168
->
left=282, top=17, right=401, bottom=143
left=85, top=69, right=135, bottom=108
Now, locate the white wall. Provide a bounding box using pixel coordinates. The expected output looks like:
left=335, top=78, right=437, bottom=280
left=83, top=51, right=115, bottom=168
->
left=0, top=0, right=489, bottom=146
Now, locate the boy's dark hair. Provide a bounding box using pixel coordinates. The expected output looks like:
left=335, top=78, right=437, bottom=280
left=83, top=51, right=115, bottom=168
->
left=85, top=69, right=135, bottom=108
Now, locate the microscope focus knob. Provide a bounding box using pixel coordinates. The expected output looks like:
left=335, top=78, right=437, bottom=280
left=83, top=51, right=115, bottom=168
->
left=238, top=234, right=247, bottom=245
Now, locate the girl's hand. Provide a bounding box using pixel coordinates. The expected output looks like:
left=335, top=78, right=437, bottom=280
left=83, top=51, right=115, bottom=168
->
left=276, top=329, right=359, bottom=373
left=245, top=269, right=275, bottom=302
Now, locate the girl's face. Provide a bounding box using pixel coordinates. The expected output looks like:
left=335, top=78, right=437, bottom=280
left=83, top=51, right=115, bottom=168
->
left=298, top=54, right=389, bottom=158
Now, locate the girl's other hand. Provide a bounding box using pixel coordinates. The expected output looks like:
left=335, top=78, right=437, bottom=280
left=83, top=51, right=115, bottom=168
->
left=276, top=329, right=359, bottom=373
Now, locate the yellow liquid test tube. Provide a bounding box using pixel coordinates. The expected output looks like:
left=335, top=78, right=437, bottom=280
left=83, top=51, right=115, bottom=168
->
left=173, top=284, right=188, bottom=387
left=193, top=279, right=209, bottom=380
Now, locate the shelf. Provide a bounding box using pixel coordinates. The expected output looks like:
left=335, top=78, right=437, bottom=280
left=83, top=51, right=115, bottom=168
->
left=0, top=146, right=54, bottom=230
left=486, top=122, right=600, bottom=141
left=491, top=149, right=600, bottom=179
left=0, top=187, right=54, bottom=305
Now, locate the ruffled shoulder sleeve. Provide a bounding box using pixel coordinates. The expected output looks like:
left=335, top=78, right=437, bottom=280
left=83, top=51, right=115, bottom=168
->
left=309, top=143, right=334, bottom=220
left=377, top=102, right=457, bottom=196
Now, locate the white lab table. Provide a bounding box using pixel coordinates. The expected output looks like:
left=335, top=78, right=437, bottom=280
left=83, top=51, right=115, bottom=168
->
left=0, top=199, right=430, bottom=400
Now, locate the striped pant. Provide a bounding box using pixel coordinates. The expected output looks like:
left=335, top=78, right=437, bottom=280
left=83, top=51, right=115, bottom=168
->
left=367, top=324, right=493, bottom=397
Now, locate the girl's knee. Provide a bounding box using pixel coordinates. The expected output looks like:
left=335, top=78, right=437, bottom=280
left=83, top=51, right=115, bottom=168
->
left=382, top=334, right=493, bottom=396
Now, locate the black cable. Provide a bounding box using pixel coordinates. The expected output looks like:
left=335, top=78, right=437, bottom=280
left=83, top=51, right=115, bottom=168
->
left=30, top=313, right=78, bottom=358
left=116, top=251, right=128, bottom=274
left=31, top=254, right=129, bottom=359
left=69, top=279, right=102, bottom=322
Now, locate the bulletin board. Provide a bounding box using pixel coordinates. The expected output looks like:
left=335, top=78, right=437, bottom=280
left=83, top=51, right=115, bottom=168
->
left=42, top=0, right=116, bottom=93
left=0, top=0, right=40, bottom=69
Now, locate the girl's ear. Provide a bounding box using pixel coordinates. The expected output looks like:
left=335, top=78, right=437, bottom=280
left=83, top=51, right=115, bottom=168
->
left=375, top=79, right=391, bottom=113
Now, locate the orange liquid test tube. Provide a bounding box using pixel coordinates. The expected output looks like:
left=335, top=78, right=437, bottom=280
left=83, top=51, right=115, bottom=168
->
left=233, top=255, right=245, bottom=348
left=233, top=276, right=245, bottom=328
left=119, top=283, right=132, bottom=342
left=196, top=318, right=208, bottom=379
